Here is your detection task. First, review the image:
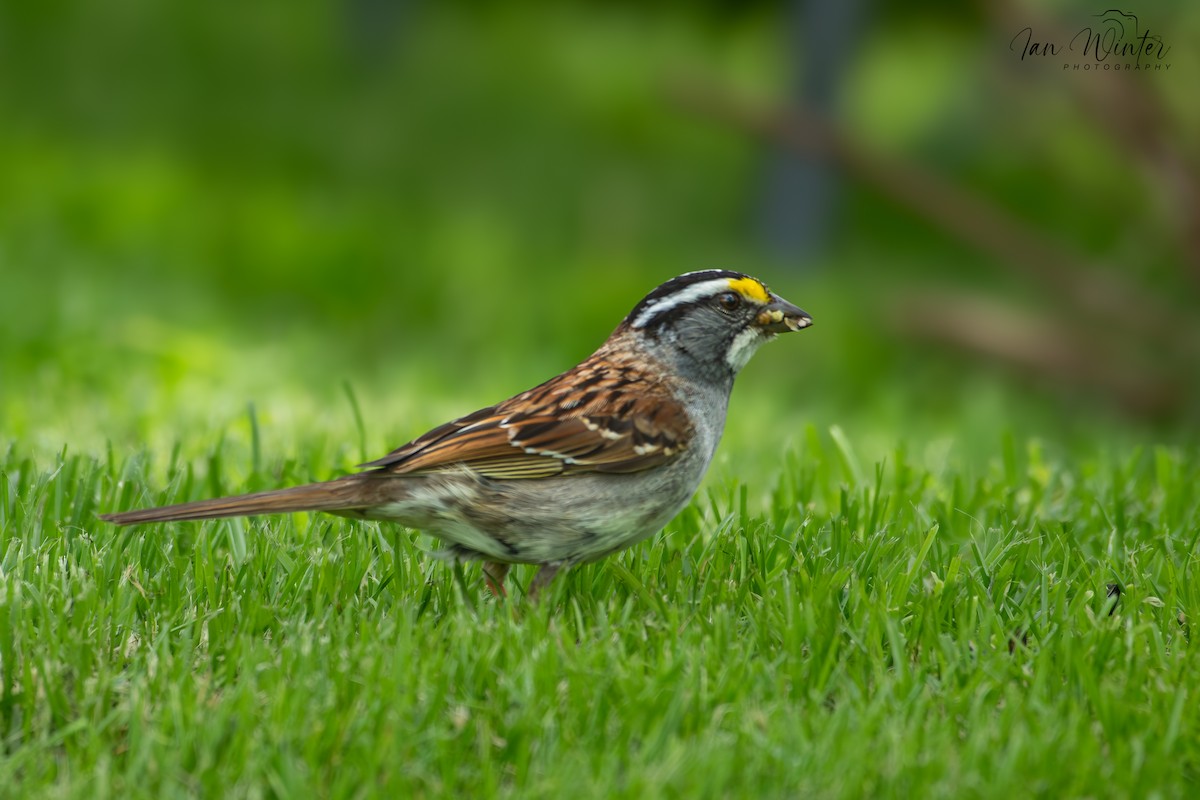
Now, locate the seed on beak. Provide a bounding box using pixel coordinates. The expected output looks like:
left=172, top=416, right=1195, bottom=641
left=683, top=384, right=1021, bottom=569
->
left=757, top=309, right=785, bottom=327
left=784, top=315, right=812, bottom=332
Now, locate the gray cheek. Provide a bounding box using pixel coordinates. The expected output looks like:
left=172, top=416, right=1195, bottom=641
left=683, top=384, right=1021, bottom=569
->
left=672, top=311, right=738, bottom=360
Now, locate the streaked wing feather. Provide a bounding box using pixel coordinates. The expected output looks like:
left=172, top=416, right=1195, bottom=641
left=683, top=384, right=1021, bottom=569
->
left=467, top=456, right=565, bottom=479
left=358, top=348, right=692, bottom=478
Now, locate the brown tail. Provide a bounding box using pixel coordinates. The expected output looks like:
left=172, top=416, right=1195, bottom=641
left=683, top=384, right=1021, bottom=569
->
left=100, top=476, right=374, bottom=525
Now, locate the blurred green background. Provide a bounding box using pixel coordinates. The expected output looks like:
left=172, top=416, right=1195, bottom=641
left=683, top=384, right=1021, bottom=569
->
left=2, top=0, right=1198, bottom=469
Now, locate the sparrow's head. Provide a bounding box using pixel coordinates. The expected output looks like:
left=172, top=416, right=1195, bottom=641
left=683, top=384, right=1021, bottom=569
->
left=620, top=270, right=812, bottom=377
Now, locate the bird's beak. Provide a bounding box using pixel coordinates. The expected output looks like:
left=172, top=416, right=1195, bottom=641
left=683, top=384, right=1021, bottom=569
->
left=755, top=295, right=812, bottom=334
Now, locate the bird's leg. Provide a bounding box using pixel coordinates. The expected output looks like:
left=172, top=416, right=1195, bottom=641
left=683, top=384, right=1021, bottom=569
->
left=527, top=561, right=565, bottom=601
left=483, top=561, right=510, bottom=598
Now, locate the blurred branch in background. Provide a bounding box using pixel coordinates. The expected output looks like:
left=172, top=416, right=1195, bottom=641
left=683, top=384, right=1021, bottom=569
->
left=759, top=0, right=864, bottom=259
left=674, top=4, right=1200, bottom=421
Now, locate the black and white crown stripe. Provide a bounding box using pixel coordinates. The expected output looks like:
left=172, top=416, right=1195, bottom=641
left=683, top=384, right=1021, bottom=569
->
left=628, top=270, right=763, bottom=330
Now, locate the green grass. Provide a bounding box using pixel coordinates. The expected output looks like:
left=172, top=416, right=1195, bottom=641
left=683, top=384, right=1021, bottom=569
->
left=3, top=426, right=1198, bottom=797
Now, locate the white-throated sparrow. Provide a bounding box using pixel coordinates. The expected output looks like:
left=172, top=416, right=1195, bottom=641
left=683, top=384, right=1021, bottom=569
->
left=102, top=270, right=812, bottom=598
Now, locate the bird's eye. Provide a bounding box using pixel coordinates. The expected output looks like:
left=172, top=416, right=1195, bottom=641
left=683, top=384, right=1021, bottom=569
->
left=716, top=292, right=740, bottom=312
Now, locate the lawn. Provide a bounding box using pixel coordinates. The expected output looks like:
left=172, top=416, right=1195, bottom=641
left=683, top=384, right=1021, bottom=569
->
left=4, top=401, right=1199, bottom=798
left=3, top=3, right=1199, bottom=798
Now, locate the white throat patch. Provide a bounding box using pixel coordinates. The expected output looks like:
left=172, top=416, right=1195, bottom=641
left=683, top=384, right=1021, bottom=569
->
left=725, top=326, right=767, bottom=372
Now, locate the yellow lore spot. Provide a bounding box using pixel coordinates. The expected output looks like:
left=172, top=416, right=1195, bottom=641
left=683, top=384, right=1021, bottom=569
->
left=727, top=276, right=770, bottom=304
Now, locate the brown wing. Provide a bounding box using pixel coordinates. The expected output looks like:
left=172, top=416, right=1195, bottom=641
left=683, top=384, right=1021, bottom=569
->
left=358, top=350, right=692, bottom=479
